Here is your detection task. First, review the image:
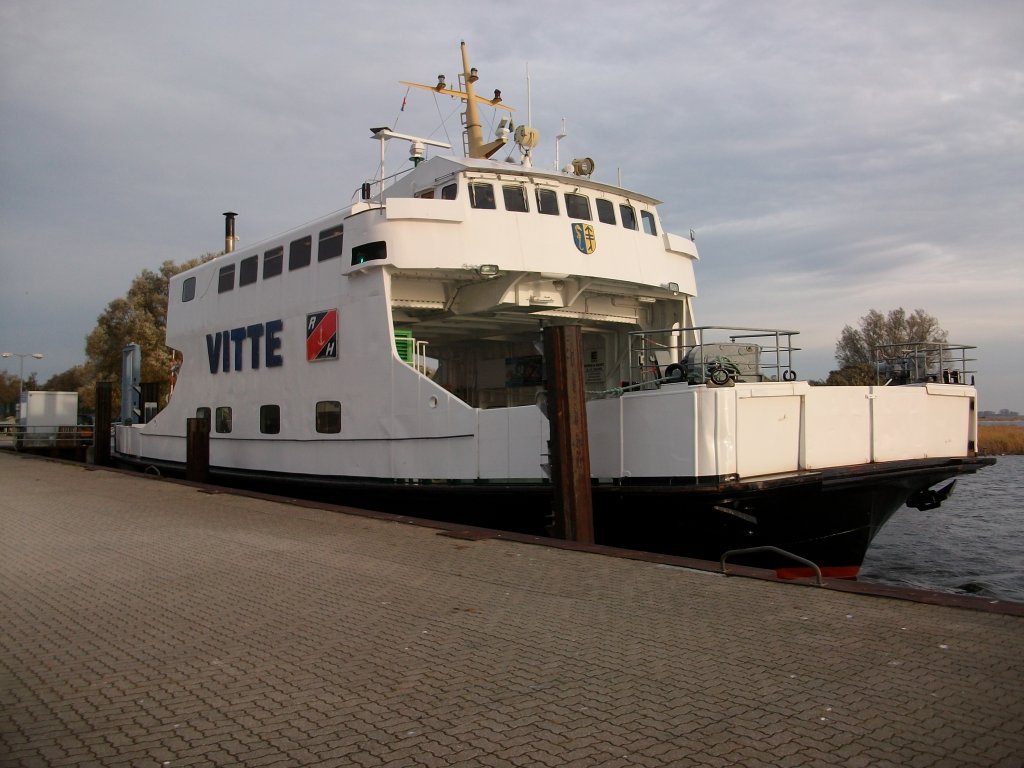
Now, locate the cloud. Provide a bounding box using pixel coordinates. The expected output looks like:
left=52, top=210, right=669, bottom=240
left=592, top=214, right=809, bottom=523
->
left=1, top=0, right=1021, bottom=410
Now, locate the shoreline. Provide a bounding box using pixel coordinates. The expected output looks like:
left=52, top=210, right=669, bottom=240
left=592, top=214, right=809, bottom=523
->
left=978, top=422, right=1024, bottom=456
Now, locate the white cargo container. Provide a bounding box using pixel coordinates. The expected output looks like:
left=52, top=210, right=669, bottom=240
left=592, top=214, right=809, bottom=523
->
left=16, top=391, right=79, bottom=449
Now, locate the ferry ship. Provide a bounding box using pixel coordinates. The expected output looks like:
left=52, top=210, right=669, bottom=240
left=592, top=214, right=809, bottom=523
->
left=113, top=43, right=994, bottom=578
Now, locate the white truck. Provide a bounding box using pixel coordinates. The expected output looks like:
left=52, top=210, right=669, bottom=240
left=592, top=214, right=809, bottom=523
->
left=15, top=391, right=80, bottom=450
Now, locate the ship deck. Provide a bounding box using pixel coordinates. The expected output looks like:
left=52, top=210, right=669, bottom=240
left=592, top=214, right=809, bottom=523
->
left=2, top=449, right=1022, bottom=766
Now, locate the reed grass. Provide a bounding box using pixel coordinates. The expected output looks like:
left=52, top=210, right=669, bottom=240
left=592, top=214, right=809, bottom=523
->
left=978, top=424, right=1024, bottom=455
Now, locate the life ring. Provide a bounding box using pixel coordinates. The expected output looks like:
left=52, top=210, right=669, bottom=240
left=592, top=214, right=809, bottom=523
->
left=782, top=370, right=797, bottom=382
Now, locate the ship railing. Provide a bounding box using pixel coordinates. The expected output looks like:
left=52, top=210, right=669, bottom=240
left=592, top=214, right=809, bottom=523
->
left=873, top=340, right=978, bottom=386
left=624, top=326, right=801, bottom=391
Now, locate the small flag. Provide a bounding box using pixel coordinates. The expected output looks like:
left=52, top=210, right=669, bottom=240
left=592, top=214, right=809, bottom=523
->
left=401, top=96, right=406, bottom=112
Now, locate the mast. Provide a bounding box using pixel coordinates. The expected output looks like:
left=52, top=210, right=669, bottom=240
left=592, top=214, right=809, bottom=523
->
left=400, top=41, right=513, bottom=159
left=461, top=42, right=486, bottom=157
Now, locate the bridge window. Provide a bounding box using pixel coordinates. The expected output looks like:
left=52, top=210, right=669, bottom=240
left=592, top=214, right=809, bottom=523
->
left=641, top=210, right=657, bottom=236
left=564, top=192, right=591, bottom=220
left=239, top=255, right=258, bottom=287
left=441, top=183, right=458, bottom=200
left=182, top=277, right=196, bottom=302
left=318, top=227, right=344, bottom=261
left=289, top=236, right=312, bottom=270
left=536, top=188, right=559, bottom=216
left=215, top=406, right=232, bottom=434
left=469, top=182, right=496, bottom=209
left=316, top=401, right=341, bottom=433
left=620, top=204, right=638, bottom=230
left=218, top=264, right=235, bottom=294
left=263, top=247, right=283, bottom=279
left=502, top=185, right=529, bottom=212
left=596, top=199, right=616, bottom=225
left=352, top=240, right=387, bottom=265
left=260, top=404, right=280, bottom=434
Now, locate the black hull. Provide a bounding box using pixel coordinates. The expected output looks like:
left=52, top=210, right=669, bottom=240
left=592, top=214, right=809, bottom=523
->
left=114, top=453, right=994, bottom=578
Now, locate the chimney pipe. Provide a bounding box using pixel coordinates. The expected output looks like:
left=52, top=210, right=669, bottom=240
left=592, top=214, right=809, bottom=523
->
left=223, top=211, right=237, bottom=253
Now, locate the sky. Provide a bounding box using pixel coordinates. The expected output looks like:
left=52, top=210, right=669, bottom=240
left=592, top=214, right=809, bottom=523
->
left=2, top=1, right=1022, bottom=412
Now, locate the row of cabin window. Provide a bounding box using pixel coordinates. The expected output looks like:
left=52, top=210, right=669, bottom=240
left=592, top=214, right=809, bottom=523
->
left=180, top=225, right=344, bottom=301
left=466, top=182, right=658, bottom=235
left=197, top=402, right=342, bottom=435
left=213, top=226, right=345, bottom=296
left=182, top=226, right=390, bottom=302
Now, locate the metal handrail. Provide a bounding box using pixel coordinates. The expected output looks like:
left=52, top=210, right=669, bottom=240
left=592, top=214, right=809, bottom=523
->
left=626, top=325, right=802, bottom=389
left=719, top=545, right=823, bottom=586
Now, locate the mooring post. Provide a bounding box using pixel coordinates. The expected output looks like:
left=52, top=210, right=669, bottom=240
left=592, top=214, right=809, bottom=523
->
left=186, top=417, right=210, bottom=484
left=93, top=381, right=112, bottom=466
left=543, top=325, right=595, bottom=544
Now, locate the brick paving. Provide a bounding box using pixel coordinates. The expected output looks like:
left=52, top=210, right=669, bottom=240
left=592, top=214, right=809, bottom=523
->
left=1, top=450, right=1022, bottom=768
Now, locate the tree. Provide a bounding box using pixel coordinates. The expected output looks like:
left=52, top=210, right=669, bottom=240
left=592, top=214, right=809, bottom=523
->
left=85, top=254, right=217, bottom=405
left=827, top=308, right=947, bottom=386
left=43, top=363, right=97, bottom=413
left=0, top=372, right=18, bottom=418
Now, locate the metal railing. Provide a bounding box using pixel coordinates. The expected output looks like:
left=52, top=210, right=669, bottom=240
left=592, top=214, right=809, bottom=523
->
left=1, top=424, right=95, bottom=450
left=873, top=341, right=978, bottom=386
left=719, top=545, right=823, bottom=586
left=626, top=326, right=801, bottom=390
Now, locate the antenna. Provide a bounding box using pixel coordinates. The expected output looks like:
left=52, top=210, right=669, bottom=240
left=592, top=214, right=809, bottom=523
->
left=527, top=63, right=532, bottom=128
left=555, top=118, right=567, bottom=171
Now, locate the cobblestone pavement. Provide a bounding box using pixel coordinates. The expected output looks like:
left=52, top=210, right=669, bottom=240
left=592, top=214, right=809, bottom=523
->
left=1, top=451, right=1022, bottom=767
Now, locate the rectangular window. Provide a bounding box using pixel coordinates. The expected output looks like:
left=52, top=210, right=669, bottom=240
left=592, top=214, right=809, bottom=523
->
left=502, top=185, right=528, bottom=212
left=641, top=210, right=657, bottom=235
left=564, top=193, right=591, bottom=220
left=182, top=276, right=196, bottom=302
left=352, top=240, right=387, bottom=265
left=196, top=407, right=210, bottom=423
left=260, top=404, right=280, bottom=434
left=469, top=182, right=496, bottom=209
left=218, top=264, right=235, bottom=294
left=596, top=199, right=616, bottom=225
left=239, top=255, right=258, bottom=287
left=318, top=227, right=344, bottom=261
left=263, top=246, right=283, bottom=279
left=289, top=236, right=312, bottom=270
left=316, top=401, right=341, bottom=433
left=620, top=204, right=638, bottom=230
left=215, top=406, right=232, bottom=434
left=441, top=183, right=458, bottom=200
left=536, top=188, right=559, bottom=216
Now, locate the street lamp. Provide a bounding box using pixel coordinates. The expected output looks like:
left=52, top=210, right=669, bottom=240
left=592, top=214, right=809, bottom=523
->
left=1, top=352, right=44, bottom=395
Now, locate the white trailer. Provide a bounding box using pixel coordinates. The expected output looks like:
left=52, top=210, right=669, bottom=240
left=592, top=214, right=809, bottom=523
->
left=16, top=391, right=79, bottom=449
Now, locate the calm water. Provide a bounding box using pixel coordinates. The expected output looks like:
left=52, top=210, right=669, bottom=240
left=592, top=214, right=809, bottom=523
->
left=859, top=454, right=1024, bottom=604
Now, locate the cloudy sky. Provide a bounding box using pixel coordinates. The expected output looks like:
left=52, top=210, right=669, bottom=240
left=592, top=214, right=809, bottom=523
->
left=2, top=1, right=1022, bottom=411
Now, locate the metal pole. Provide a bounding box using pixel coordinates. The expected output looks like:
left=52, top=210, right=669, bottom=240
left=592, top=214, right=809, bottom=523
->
left=2, top=352, right=44, bottom=412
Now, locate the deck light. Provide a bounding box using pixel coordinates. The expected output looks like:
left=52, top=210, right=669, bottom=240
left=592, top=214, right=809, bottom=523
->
left=436, top=75, right=446, bottom=91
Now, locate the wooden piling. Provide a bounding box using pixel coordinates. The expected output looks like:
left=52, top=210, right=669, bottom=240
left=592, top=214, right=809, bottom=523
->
left=543, top=325, right=594, bottom=544
left=186, top=417, right=210, bottom=484
left=93, top=381, right=112, bottom=466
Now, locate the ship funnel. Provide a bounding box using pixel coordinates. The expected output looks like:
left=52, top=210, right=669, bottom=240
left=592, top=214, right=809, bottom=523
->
left=223, top=211, right=237, bottom=253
